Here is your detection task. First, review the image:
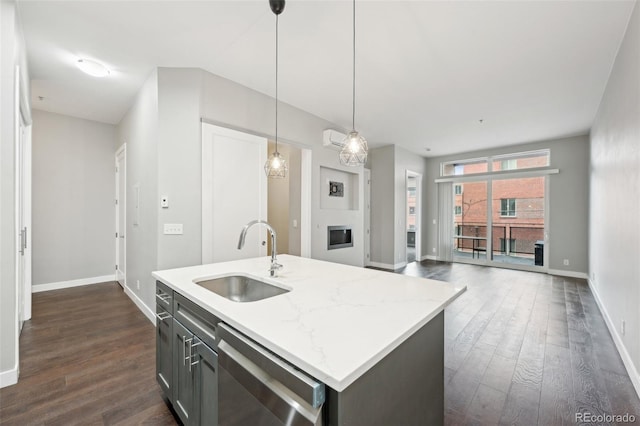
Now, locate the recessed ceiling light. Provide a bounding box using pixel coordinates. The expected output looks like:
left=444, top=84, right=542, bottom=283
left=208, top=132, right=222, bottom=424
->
left=478, top=119, right=485, bottom=124
left=76, top=58, right=110, bottom=77
left=425, top=147, right=431, bottom=152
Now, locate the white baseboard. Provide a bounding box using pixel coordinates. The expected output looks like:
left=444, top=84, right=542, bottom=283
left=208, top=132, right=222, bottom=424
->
left=124, top=286, right=155, bottom=325
left=368, top=261, right=407, bottom=270
left=421, top=255, right=438, bottom=261
left=0, top=367, right=18, bottom=388
left=32, top=274, right=116, bottom=293
left=588, top=278, right=640, bottom=399
left=547, top=269, right=589, bottom=280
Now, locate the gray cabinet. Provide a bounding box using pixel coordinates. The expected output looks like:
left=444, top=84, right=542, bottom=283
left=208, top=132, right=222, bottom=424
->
left=156, top=305, right=173, bottom=396
left=156, top=282, right=174, bottom=397
left=173, top=319, right=196, bottom=424
left=156, top=282, right=219, bottom=426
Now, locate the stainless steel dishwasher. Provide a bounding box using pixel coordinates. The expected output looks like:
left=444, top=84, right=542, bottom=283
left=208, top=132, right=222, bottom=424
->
left=217, top=323, right=325, bottom=426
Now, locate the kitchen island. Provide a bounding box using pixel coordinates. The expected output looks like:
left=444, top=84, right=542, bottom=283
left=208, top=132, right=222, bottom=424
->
left=153, top=255, right=465, bottom=425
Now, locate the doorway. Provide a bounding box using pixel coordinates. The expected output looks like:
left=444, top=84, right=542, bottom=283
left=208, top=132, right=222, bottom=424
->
left=451, top=176, right=547, bottom=271
left=406, top=171, right=422, bottom=263
left=115, top=144, right=126, bottom=287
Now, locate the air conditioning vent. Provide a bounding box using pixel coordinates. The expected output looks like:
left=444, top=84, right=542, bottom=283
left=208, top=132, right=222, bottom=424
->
left=322, top=129, right=347, bottom=150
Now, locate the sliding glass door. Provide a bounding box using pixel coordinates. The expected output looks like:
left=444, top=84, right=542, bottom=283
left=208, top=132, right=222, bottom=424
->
left=450, top=176, right=546, bottom=270
left=453, top=181, right=488, bottom=262
left=490, top=176, right=545, bottom=267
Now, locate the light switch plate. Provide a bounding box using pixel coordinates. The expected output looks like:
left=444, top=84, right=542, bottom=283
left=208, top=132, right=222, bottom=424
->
left=164, top=223, right=183, bottom=235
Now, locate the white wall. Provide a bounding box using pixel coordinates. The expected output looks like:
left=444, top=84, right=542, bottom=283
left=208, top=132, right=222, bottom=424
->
left=0, top=0, right=29, bottom=387
left=31, top=110, right=116, bottom=286
left=589, top=1, right=639, bottom=394
left=116, top=70, right=158, bottom=319
left=424, top=135, right=590, bottom=275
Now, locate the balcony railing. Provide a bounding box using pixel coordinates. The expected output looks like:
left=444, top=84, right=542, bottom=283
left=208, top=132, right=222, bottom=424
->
left=454, top=224, right=544, bottom=255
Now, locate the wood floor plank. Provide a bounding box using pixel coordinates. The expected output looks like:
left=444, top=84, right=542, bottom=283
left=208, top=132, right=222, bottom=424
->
left=2, top=263, right=639, bottom=426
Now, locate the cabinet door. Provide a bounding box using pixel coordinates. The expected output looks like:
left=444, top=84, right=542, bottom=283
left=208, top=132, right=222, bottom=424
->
left=156, top=306, right=173, bottom=398
left=173, top=319, right=195, bottom=425
left=193, top=338, right=218, bottom=426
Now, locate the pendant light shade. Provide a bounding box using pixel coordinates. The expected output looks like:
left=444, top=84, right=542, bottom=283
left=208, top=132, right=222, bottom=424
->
left=265, top=0, right=288, bottom=178
left=339, top=130, right=368, bottom=166
left=340, top=0, right=368, bottom=166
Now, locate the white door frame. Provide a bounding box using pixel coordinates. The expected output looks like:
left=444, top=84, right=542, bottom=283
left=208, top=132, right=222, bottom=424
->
left=364, top=168, right=371, bottom=266
left=115, top=144, right=126, bottom=287
left=201, top=120, right=313, bottom=262
left=406, top=170, right=422, bottom=263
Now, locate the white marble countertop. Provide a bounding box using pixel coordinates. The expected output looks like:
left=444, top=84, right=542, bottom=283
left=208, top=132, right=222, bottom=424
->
left=152, top=255, right=466, bottom=392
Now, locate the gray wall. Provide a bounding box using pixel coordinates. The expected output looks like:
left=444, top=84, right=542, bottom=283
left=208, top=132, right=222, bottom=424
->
left=369, top=145, right=428, bottom=267
left=394, top=146, right=428, bottom=264
left=121, top=67, right=364, bottom=315
left=116, top=70, right=159, bottom=313
left=424, top=135, right=590, bottom=274
left=369, top=146, right=395, bottom=266
left=1, top=0, right=29, bottom=385
left=31, top=110, right=116, bottom=285
left=589, top=1, right=639, bottom=389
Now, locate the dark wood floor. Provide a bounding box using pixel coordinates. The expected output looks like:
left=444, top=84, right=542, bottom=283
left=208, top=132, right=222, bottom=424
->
left=1, top=262, right=639, bottom=425
left=398, top=261, right=640, bottom=425
left=0, top=282, right=176, bottom=425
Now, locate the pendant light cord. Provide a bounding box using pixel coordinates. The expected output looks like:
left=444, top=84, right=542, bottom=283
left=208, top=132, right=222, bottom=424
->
left=275, top=14, right=279, bottom=153
left=352, top=0, right=356, bottom=132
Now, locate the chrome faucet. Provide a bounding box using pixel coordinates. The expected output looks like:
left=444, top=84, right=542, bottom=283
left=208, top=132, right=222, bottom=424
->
left=237, top=220, right=283, bottom=277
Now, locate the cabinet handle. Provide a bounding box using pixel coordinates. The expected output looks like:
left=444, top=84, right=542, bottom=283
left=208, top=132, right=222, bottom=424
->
left=189, top=340, right=202, bottom=371
left=156, top=292, right=170, bottom=301
left=156, top=312, right=171, bottom=321
left=183, top=336, right=191, bottom=366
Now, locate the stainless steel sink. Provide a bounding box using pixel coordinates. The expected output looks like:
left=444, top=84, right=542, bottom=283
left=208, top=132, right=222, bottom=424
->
left=194, top=275, right=289, bottom=302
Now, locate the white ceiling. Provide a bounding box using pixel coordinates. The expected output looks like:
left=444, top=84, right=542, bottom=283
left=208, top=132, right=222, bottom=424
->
left=18, top=0, right=635, bottom=157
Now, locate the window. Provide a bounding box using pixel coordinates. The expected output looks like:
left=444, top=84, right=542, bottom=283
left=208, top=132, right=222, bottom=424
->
left=454, top=184, right=463, bottom=195
left=408, top=188, right=416, bottom=196
left=500, top=198, right=516, bottom=217
left=455, top=205, right=462, bottom=216
left=500, top=159, right=517, bottom=170
left=491, top=150, right=550, bottom=172
left=441, top=158, right=488, bottom=176
left=409, top=206, right=415, bottom=215
left=441, top=149, right=550, bottom=177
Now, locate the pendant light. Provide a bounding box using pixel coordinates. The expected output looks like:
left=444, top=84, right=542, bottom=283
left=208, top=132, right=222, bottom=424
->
left=339, top=0, right=368, bottom=167
left=264, top=0, right=288, bottom=179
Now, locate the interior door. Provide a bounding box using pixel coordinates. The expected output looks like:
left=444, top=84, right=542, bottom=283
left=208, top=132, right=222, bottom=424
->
left=115, top=146, right=126, bottom=287
left=202, top=123, right=268, bottom=264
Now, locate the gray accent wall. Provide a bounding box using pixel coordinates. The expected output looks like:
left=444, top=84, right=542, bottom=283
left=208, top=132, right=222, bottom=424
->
left=31, top=110, right=116, bottom=285
left=369, top=145, right=428, bottom=267
left=116, top=70, right=159, bottom=314
left=589, top=1, right=639, bottom=391
left=424, top=135, right=590, bottom=274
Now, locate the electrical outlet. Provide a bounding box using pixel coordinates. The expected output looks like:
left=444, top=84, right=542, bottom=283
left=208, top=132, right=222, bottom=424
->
left=160, top=196, right=169, bottom=208
left=164, top=223, right=183, bottom=235
left=621, top=320, right=626, bottom=336
left=136, top=280, right=140, bottom=290
left=563, top=259, right=569, bottom=266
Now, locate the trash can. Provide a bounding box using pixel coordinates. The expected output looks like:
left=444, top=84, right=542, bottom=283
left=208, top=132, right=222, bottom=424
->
left=534, top=240, right=544, bottom=266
